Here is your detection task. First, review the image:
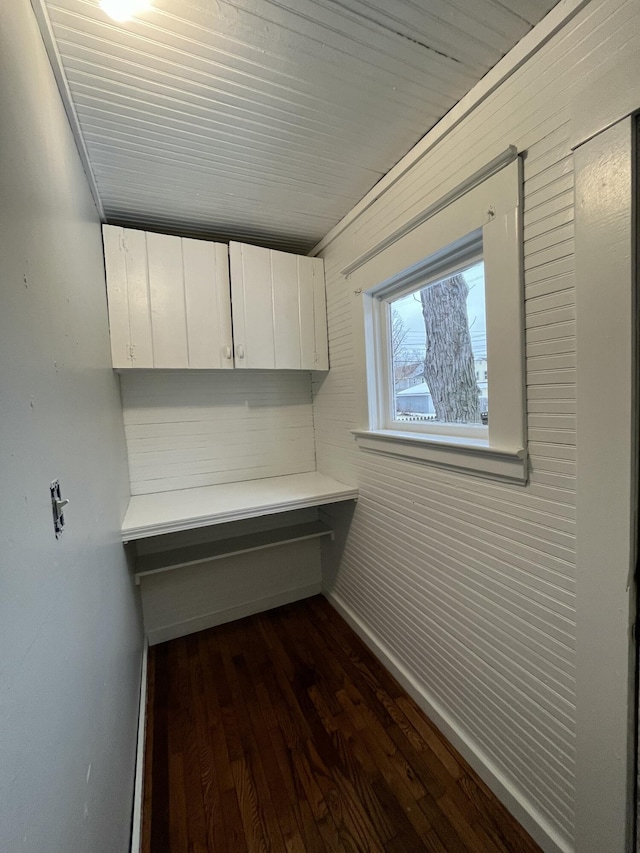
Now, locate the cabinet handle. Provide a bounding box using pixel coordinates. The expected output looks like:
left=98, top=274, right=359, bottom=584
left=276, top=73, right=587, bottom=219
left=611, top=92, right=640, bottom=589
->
left=224, top=345, right=232, bottom=360
left=236, top=344, right=245, bottom=359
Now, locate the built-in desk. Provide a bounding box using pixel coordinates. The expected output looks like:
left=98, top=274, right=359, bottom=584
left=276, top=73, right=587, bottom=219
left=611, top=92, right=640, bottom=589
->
left=123, top=473, right=358, bottom=644
left=122, top=471, right=358, bottom=541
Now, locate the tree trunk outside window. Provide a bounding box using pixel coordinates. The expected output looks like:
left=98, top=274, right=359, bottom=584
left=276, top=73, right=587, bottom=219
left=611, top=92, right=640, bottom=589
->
left=420, top=274, right=481, bottom=423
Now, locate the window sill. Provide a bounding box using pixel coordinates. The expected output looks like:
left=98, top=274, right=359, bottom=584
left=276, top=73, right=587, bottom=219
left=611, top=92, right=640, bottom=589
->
left=352, top=429, right=528, bottom=484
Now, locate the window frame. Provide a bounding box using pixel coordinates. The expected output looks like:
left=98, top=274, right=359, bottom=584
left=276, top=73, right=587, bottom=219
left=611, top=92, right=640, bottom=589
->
left=350, top=157, right=527, bottom=484
left=378, top=240, right=486, bottom=440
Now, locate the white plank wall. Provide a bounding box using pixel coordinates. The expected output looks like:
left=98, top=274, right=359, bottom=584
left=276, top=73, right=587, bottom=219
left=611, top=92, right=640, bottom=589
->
left=121, top=370, right=316, bottom=495
left=139, top=537, right=323, bottom=645
left=135, top=508, right=323, bottom=644
left=311, top=3, right=639, bottom=850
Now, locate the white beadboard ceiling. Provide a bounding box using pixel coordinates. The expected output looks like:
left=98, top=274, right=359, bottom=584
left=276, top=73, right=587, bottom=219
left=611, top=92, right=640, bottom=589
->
left=36, top=0, right=559, bottom=253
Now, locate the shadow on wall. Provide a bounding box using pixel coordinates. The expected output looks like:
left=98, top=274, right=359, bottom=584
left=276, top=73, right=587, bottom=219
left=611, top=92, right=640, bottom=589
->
left=320, top=500, right=356, bottom=591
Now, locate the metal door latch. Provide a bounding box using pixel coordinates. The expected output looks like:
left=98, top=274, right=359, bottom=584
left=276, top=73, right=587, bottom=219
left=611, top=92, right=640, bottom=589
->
left=50, top=479, right=69, bottom=538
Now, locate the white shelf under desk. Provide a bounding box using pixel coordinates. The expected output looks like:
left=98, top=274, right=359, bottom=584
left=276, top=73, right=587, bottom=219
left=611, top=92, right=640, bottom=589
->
left=121, top=471, right=358, bottom=542
left=133, top=520, right=334, bottom=584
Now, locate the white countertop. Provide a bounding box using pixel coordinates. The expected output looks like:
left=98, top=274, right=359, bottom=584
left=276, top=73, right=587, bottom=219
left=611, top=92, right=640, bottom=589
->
left=121, top=471, right=358, bottom=541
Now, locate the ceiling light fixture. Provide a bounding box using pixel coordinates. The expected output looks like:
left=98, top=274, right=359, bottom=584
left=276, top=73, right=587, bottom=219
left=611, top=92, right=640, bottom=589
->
left=99, top=0, right=151, bottom=23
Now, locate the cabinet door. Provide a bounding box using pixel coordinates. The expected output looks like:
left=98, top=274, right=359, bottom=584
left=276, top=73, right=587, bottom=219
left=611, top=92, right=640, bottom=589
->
left=229, top=242, right=275, bottom=369
left=103, top=225, right=154, bottom=368
left=182, top=239, right=233, bottom=369
left=229, top=242, right=328, bottom=370
left=147, top=232, right=189, bottom=368
left=102, top=225, right=232, bottom=369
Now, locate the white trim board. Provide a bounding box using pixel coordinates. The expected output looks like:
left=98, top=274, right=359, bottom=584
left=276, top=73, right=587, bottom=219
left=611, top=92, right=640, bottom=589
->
left=130, top=639, right=148, bottom=853
left=573, top=117, right=636, bottom=853
left=352, top=429, right=527, bottom=484
left=324, top=589, right=570, bottom=853
left=29, top=0, right=104, bottom=219
left=340, top=146, right=518, bottom=276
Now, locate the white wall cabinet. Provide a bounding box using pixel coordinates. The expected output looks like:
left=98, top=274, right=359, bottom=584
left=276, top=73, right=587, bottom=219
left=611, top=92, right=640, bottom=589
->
left=229, top=242, right=328, bottom=370
left=103, top=226, right=328, bottom=371
left=103, top=225, right=233, bottom=369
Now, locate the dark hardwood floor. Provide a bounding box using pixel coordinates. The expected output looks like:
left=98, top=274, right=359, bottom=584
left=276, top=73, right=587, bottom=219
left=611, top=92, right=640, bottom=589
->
left=142, top=596, right=543, bottom=853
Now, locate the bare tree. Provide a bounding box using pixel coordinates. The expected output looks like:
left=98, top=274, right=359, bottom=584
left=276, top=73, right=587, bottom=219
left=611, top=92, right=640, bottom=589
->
left=391, top=309, right=408, bottom=359
left=391, top=310, right=422, bottom=386
left=420, top=274, right=480, bottom=423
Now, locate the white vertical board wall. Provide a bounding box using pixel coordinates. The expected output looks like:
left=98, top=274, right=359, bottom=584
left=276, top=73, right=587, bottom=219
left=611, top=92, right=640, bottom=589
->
left=311, top=2, right=640, bottom=851
left=103, top=225, right=233, bottom=369
left=230, top=241, right=328, bottom=370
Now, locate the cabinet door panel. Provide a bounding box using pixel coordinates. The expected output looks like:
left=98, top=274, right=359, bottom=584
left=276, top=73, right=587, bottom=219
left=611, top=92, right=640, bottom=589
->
left=312, top=257, right=329, bottom=370
left=298, top=257, right=316, bottom=370
left=147, top=233, right=188, bottom=368
left=124, top=228, right=154, bottom=368
left=214, top=243, right=234, bottom=367
left=183, top=239, right=232, bottom=368
left=272, top=251, right=301, bottom=369
left=230, top=241, right=328, bottom=371
left=103, top=225, right=130, bottom=368
left=103, top=225, right=154, bottom=368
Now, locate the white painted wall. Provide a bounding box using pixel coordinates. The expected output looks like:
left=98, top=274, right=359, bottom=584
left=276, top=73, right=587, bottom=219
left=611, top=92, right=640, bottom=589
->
left=312, top=2, right=639, bottom=851
left=137, top=511, right=324, bottom=645
left=0, top=2, right=143, bottom=851
left=121, top=369, right=317, bottom=495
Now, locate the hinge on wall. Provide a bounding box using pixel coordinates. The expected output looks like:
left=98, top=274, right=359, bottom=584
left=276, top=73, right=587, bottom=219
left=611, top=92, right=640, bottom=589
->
left=120, top=234, right=128, bottom=252
left=128, top=344, right=136, bottom=362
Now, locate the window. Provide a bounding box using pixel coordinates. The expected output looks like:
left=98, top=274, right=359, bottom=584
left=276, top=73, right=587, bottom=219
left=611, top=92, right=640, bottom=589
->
left=386, top=254, right=486, bottom=437
left=349, top=154, right=527, bottom=483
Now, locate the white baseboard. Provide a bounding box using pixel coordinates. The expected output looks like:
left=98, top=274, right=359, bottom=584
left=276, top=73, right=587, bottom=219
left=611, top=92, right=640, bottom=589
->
left=130, top=639, right=148, bottom=853
left=147, top=582, right=322, bottom=646
left=324, top=589, right=571, bottom=853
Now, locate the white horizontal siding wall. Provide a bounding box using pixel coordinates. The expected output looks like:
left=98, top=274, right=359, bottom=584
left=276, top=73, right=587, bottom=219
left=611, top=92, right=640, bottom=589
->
left=312, top=2, right=638, bottom=850
left=121, top=370, right=316, bottom=494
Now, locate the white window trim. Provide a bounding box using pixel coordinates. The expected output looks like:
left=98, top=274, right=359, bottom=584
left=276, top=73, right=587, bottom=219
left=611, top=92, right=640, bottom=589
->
left=349, top=156, right=527, bottom=484
left=377, top=239, right=486, bottom=439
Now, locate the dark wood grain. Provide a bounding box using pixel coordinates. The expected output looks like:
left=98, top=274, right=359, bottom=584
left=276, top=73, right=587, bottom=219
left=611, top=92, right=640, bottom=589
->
left=144, top=595, right=543, bottom=853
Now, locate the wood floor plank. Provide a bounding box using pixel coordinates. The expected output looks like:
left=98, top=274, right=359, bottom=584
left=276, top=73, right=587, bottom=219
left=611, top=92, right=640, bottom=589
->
left=290, top=745, right=347, bottom=853
left=218, top=629, right=289, bottom=852
left=330, top=708, right=427, bottom=848
left=335, top=689, right=433, bottom=840
left=180, top=638, right=209, bottom=853
left=141, top=643, right=155, bottom=853
left=305, top=737, right=386, bottom=853
left=395, top=695, right=465, bottom=783
left=418, top=792, right=470, bottom=853
left=188, top=634, right=229, bottom=853
left=143, top=596, right=544, bottom=853
left=149, top=641, right=170, bottom=853
left=233, top=632, right=309, bottom=851
left=165, top=642, right=190, bottom=853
